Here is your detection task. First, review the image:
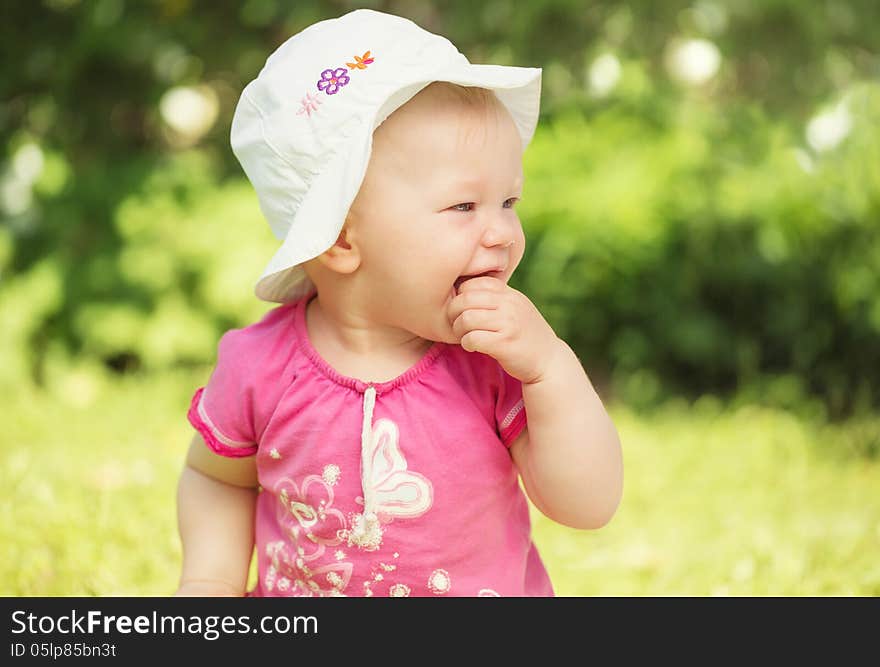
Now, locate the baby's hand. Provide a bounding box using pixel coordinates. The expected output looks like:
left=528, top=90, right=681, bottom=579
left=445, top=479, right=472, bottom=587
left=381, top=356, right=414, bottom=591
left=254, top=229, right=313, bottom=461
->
left=448, top=277, right=562, bottom=385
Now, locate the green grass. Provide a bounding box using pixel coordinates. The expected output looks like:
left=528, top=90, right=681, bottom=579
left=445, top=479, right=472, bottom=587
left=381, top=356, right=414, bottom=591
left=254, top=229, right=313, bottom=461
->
left=535, top=398, right=880, bottom=595
left=3, top=368, right=878, bottom=596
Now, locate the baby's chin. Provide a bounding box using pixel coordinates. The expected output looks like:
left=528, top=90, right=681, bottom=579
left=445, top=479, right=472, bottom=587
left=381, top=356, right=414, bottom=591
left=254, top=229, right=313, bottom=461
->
left=411, top=301, right=460, bottom=346
left=418, top=319, right=460, bottom=347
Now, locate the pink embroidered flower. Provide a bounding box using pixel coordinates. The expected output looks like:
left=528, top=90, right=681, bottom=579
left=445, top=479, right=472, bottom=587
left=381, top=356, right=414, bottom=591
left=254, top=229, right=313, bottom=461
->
left=274, top=474, right=347, bottom=561
left=317, top=67, right=350, bottom=95
left=264, top=540, right=353, bottom=597
left=296, top=91, right=323, bottom=117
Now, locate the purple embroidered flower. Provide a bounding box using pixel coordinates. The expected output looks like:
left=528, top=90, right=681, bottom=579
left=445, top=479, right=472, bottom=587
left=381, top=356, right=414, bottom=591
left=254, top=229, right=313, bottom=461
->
left=317, top=67, right=350, bottom=95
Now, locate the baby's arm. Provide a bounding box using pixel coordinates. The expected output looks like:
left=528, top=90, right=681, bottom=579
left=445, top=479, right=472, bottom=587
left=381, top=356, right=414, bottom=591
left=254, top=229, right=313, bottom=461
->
left=175, top=432, right=258, bottom=596
left=510, top=338, right=623, bottom=530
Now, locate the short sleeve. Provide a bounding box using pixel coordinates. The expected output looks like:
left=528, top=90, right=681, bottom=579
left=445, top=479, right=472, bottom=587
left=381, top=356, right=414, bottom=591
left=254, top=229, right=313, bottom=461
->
left=495, top=363, right=527, bottom=448
left=186, top=330, right=259, bottom=458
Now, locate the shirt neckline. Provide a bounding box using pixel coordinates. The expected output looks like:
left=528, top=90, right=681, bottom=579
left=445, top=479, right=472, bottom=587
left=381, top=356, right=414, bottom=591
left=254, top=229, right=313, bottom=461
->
left=293, top=289, right=447, bottom=395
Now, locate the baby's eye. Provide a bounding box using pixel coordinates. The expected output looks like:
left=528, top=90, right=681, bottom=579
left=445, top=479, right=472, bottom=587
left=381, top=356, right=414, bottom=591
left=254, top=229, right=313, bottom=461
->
left=451, top=198, right=520, bottom=212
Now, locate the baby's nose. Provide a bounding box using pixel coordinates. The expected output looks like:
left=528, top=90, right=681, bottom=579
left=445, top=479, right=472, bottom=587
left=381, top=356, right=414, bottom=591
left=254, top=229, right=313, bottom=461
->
left=482, top=216, right=517, bottom=248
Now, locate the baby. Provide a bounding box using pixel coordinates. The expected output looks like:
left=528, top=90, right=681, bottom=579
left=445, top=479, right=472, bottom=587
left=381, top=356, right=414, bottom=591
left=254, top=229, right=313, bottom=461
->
left=176, top=9, right=622, bottom=597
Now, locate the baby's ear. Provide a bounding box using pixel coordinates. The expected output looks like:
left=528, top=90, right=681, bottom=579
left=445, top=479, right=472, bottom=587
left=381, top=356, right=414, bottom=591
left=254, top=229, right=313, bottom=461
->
left=316, top=226, right=360, bottom=274
left=333, top=229, right=352, bottom=250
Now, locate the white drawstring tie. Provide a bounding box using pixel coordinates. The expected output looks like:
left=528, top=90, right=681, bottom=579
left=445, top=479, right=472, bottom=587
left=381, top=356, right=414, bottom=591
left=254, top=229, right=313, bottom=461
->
left=346, top=385, right=383, bottom=550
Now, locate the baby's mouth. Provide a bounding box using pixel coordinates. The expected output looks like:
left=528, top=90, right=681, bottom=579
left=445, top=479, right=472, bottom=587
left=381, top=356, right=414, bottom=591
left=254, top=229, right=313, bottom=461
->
left=453, top=270, right=496, bottom=293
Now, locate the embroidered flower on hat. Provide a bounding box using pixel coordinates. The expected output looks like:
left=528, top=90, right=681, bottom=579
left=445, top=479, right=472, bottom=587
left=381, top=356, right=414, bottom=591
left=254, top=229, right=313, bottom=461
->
left=296, top=91, right=323, bottom=117
left=297, top=51, right=376, bottom=117
left=317, top=67, right=351, bottom=95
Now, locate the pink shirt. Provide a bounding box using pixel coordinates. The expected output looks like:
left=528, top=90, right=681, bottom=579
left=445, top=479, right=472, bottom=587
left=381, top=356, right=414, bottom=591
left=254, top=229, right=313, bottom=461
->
left=186, top=290, right=553, bottom=597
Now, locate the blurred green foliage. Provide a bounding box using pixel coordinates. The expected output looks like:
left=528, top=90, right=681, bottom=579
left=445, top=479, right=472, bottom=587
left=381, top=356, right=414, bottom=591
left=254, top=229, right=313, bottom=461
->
left=2, top=0, right=879, bottom=420
left=519, top=82, right=880, bottom=419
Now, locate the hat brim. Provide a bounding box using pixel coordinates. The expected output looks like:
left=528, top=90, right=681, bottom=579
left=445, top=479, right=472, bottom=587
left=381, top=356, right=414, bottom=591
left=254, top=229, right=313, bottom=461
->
left=254, top=62, right=542, bottom=304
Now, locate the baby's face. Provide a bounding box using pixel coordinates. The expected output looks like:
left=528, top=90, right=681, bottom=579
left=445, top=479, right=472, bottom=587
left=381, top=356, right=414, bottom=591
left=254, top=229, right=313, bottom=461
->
left=350, top=98, right=526, bottom=344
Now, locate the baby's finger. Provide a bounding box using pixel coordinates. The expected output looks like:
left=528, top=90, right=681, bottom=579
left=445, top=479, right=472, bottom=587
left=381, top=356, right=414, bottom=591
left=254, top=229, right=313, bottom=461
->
left=456, top=276, right=504, bottom=293
left=460, top=328, right=505, bottom=354
left=447, top=289, right=500, bottom=325
left=451, top=308, right=502, bottom=341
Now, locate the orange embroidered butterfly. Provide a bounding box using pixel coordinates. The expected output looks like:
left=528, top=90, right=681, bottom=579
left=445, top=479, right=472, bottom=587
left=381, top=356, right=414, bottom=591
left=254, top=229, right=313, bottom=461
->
left=346, top=51, right=374, bottom=70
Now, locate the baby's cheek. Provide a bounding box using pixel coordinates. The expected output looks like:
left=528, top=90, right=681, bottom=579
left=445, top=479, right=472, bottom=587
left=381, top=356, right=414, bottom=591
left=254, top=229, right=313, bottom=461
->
left=512, top=233, right=526, bottom=267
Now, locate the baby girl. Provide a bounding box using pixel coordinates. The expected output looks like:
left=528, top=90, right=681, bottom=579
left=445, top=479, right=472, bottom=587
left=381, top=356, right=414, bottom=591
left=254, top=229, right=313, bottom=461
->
left=176, top=8, right=622, bottom=597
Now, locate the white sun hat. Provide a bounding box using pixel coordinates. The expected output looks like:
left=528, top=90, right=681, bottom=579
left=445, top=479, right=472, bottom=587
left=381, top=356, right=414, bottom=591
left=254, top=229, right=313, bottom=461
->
left=230, top=7, right=543, bottom=303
